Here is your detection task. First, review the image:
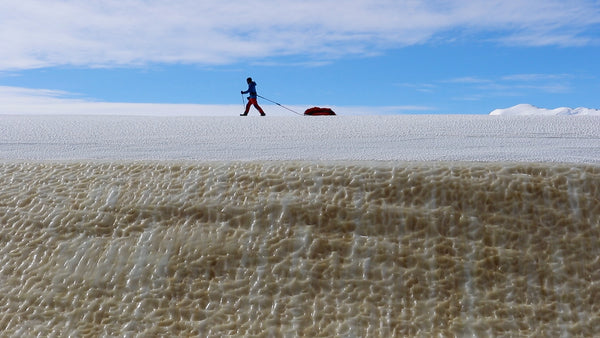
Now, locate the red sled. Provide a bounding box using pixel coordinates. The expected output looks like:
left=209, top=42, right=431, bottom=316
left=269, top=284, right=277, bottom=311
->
left=304, top=107, right=336, bottom=116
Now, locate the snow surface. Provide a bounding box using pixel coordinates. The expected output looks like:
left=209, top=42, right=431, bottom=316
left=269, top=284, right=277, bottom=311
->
left=490, top=104, right=600, bottom=116
left=1, top=114, right=599, bottom=164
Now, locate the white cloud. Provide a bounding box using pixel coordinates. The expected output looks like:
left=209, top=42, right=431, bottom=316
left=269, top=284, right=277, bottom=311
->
left=0, top=0, right=599, bottom=70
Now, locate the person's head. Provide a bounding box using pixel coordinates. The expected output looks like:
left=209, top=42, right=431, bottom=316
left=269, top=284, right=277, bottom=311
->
left=246, top=77, right=252, bottom=83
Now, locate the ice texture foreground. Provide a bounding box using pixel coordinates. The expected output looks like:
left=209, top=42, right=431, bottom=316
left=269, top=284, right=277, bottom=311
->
left=0, top=115, right=599, bottom=163
left=0, top=162, right=599, bottom=336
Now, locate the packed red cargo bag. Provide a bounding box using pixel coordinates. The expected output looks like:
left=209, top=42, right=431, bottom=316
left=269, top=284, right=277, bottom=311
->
left=304, top=107, right=336, bottom=116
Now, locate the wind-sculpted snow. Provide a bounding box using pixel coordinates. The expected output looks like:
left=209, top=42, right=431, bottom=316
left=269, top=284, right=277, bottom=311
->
left=0, top=161, right=599, bottom=336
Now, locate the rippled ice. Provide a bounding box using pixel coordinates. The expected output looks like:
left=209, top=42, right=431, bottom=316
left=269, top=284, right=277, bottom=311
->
left=0, top=161, right=598, bottom=336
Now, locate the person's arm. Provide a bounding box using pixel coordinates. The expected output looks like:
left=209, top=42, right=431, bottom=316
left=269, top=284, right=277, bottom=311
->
left=241, top=84, right=250, bottom=94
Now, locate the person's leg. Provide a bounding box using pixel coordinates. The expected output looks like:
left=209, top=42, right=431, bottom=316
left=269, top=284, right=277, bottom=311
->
left=241, top=100, right=252, bottom=116
left=251, top=98, right=266, bottom=115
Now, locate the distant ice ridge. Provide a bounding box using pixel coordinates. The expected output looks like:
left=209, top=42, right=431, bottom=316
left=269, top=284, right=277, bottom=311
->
left=490, top=104, right=600, bottom=116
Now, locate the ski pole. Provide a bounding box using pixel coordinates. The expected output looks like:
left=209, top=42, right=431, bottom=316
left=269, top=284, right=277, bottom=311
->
left=257, top=95, right=303, bottom=116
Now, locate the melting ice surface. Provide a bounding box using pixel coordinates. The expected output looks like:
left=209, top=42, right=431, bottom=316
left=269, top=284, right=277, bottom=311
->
left=0, top=115, right=599, bottom=336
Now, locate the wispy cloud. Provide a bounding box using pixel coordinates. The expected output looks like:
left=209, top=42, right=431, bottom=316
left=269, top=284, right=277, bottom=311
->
left=498, top=73, right=573, bottom=94
left=443, top=77, right=492, bottom=84
left=410, top=72, right=576, bottom=101
left=501, top=73, right=571, bottom=82
left=1, top=0, right=598, bottom=70
left=396, top=83, right=438, bottom=93
left=0, top=86, right=420, bottom=116
left=0, top=86, right=85, bottom=104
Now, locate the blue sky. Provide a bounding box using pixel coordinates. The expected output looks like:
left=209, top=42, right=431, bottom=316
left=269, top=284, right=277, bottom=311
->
left=1, top=0, right=599, bottom=115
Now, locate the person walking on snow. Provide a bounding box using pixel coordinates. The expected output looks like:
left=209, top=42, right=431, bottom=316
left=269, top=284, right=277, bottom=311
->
left=241, top=77, right=266, bottom=116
